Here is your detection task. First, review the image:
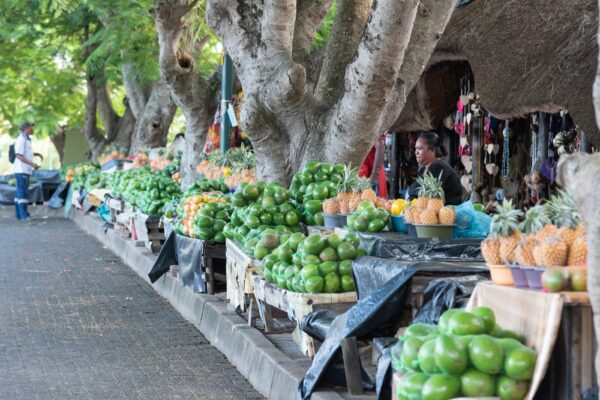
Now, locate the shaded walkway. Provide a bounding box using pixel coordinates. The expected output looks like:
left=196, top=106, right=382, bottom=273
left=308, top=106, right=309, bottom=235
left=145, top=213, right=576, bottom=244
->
left=0, top=218, right=262, bottom=400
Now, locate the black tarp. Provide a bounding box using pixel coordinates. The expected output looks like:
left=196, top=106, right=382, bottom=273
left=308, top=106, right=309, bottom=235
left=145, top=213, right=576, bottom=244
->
left=297, top=257, right=489, bottom=399
left=148, top=232, right=212, bottom=293
left=355, top=231, right=483, bottom=261
left=0, top=170, right=61, bottom=204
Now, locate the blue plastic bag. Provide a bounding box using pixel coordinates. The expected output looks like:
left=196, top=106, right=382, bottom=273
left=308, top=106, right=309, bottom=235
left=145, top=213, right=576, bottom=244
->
left=453, top=201, right=490, bottom=238
left=97, top=203, right=111, bottom=223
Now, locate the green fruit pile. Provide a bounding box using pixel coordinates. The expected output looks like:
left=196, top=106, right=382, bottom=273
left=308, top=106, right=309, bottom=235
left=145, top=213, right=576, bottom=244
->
left=185, top=178, right=229, bottom=195
left=188, top=202, right=233, bottom=243
left=393, top=308, right=536, bottom=400
left=347, top=200, right=390, bottom=233
left=289, top=162, right=345, bottom=225
left=262, top=232, right=366, bottom=294
left=112, top=167, right=181, bottom=216
left=224, top=182, right=303, bottom=245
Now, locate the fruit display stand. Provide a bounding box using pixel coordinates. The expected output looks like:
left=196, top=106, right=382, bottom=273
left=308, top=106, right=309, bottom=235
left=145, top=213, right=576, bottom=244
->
left=134, top=212, right=166, bottom=253
left=225, top=239, right=262, bottom=311
left=251, top=275, right=357, bottom=357
left=468, top=282, right=594, bottom=400
left=106, top=196, right=126, bottom=223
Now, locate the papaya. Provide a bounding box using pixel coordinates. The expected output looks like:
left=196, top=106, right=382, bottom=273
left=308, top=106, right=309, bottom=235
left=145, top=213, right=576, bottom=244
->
left=460, top=368, right=496, bottom=397
left=496, top=375, right=529, bottom=400
left=447, top=311, right=487, bottom=336
left=434, top=334, right=467, bottom=375
left=505, top=347, right=537, bottom=380
left=472, top=306, right=496, bottom=334
left=421, top=374, right=461, bottom=400
left=418, top=339, right=441, bottom=374
left=401, top=336, right=424, bottom=372
left=468, top=335, right=504, bottom=375
left=398, top=372, right=428, bottom=400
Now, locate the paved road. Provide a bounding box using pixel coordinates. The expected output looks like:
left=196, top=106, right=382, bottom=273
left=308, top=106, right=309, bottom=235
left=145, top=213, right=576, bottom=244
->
left=0, top=217, right=263, bottom=400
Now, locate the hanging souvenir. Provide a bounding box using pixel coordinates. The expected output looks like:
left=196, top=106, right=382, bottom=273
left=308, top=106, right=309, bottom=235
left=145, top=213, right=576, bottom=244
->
left=501, top=121, right=511, bottom=180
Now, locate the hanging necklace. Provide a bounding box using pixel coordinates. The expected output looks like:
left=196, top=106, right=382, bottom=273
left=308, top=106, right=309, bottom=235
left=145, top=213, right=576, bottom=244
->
left=530, top=113, right=539, bottom=173
left=502, top=121, right=511, bottom=180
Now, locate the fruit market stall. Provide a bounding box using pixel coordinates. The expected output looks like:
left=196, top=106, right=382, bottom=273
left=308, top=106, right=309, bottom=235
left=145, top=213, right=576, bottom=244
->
left=0, top=169, right=62, bottom=205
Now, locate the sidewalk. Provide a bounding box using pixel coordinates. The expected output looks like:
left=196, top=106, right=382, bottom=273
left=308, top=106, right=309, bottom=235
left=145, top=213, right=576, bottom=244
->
left=0, top=217, right=263, bottom=400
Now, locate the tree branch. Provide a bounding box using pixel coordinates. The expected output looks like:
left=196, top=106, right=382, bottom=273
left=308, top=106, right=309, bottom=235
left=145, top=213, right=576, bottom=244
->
left=96, top=78, right=121, bottom=143
left=84, top=75, right=106, bottom=160
left=292, top=0, right=334, bottom=64
left=50, top=125, right=66, bottom=165
left=379, top=0, right=459, bottom=132
left=327, top=0, right=420, bottom=164
left=314, top=0, right=373, bottom=105
left=121, top=63, right=149, bottom=119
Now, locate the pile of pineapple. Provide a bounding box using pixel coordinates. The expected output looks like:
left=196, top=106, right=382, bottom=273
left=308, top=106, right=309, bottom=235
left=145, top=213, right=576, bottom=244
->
left=197, top=146, right=256, bottom=189
left=403, top=173, right=456, bottom=225
left=322, top=165, right=393, bottom=215
left=481, top=191, right=587, bottom=268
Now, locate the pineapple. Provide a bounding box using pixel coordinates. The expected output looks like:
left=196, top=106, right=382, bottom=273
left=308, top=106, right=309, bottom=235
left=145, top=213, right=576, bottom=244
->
left=547, top=190, right=580, bottom=247
left=535, top=235, right=568, bottom=267
left=336, top=164, right=360, bottom=201
left=323, top=199, right=340, bottom=216
left=349, top=195, right=361, bottom=213
left=419, top=209, right=438, bottom=225
left=568, top=236, right=588, bottom=266
left=339, top=199, right=350, bottom=215
left=415, top=174, right=430, bottom=209
left=482, top=238, right=502, bottom=265
left=404, top=206, right=416, bottom=223
left=483, top=200, right=523, bottom=265
left=425, top=172, right=445, bottom=214
left=438, top=207, right=456, bottom=225
left=516, top=203, right=550, bottom=266
left=356, top=177, right=377, bottom=203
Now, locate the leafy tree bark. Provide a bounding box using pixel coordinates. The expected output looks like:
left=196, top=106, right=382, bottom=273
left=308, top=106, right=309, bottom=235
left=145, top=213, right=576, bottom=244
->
left=205, top=0, right=458, bottom=184
left=155, top=0, right=220, bottom=187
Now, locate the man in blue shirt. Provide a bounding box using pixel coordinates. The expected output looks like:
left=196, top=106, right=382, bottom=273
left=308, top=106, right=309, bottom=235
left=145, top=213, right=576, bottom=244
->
left=13, top=122, right=39, bottom=220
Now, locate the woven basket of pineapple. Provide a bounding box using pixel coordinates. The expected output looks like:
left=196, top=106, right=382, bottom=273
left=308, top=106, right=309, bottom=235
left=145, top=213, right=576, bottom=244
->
left=408, top=172, right=457, bottom=238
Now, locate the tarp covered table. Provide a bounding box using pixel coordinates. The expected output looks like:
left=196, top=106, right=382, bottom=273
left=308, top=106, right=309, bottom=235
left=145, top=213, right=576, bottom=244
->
left=0, top=170, right=61, bottom=204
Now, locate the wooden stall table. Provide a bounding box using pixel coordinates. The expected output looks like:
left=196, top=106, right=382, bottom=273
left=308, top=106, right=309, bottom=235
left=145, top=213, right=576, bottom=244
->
left=134, top=212, right=165, bottom=253
left=251, top=275, right=357, bottom=358
left=225, top=239, right=262, bottom=312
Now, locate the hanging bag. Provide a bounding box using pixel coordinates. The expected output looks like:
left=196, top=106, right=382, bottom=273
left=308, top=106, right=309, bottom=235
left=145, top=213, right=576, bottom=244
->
left=8, top=143, right=16, bottom=163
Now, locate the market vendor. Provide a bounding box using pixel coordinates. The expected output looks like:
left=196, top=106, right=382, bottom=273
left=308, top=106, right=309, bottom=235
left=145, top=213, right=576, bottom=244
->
left=407, top=132, right=464, bottom=205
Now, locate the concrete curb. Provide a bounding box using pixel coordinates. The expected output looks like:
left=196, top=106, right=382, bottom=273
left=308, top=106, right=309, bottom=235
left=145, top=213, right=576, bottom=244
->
left=69, top=211, right=345, bottom=400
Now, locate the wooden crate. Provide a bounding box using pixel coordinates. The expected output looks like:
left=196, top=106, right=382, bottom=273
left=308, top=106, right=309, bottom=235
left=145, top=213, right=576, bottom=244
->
left=106, top=197, right=125, bottom=223
left=134, top=212, right=165, bottom=253
left=202, top=241, right=227, bottom=295
left=225, top=239, right=261, bottom=311
left=251, top=275, right=357, bottom=357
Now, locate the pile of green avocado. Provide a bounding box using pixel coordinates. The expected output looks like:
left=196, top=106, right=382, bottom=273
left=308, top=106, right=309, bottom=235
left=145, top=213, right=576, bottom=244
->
left=260, top=232, right=364, bottom=294
left=290, top=162, right=345, bottom=225
left=112, top=167, right=181, bottom=216
left=394, top=308, right=537, bottom=400
left=224, top=182, right=303, bottom=245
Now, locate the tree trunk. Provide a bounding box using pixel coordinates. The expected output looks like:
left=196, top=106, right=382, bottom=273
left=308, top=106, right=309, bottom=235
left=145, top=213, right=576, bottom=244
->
left=130, top=79, right=177, bottom=152
left=83, top=76, right=107, bottom=160
left=50, top=126, right=66, bottom=166
left=557, top=153, right=600, bottom=388
left=155, top=0, right=220, bottom=187
left=206, top=0, right=458, bottom=185
left=556, top=11, right=600, bottom=387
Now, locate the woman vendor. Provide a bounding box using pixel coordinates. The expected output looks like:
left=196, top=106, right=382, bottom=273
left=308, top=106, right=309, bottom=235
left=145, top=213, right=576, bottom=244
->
left=408, top=132, right=464, bottom=205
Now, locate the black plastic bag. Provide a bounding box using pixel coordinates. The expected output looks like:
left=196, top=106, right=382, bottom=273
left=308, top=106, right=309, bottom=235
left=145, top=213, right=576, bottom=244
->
left=149, top=231, right=176, bottom=283
left=48, top=182, right=70, bottom=209
left=300, top=310, right=339, bottom=342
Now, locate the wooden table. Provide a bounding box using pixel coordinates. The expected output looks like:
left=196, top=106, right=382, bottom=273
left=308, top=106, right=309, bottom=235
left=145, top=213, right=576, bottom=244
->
left=225, top=239, right=261, bottom=311
left=251, top=275, right=357, bottom=357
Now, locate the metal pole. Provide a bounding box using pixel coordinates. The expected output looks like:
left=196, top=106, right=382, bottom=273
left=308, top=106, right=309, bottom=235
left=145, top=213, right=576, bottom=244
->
left=580, top=130, right=592, bottom=153
left=220, top=49, right=234, bottom=153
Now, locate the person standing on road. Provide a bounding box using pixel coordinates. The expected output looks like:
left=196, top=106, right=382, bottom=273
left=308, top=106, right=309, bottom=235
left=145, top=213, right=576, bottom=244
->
left=13, top=121, right=39, bottom=220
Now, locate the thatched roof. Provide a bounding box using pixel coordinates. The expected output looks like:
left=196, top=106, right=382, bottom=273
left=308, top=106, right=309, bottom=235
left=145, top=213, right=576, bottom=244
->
left=394, top=0, right=599, bottom=143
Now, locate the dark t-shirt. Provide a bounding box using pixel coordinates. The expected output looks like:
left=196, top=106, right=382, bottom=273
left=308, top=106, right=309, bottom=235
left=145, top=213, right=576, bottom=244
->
left=408, top=160, right=464, bottom=205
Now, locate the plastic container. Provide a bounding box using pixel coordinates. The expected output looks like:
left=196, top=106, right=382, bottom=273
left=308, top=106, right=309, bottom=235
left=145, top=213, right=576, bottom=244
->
left=323, top=214, right=343, bottom=229
left=508, top=265, right=529, bottom=287
left=406, top=223, right=417, bottom=237
left=414, top=224, right=455, bottom=239
left=488, top=264, right=514, bottom=286
left=391, top=215, right=408, bottom=234
left=338, top=214, right=348, bottom=228
left=524, top=267, right=545, bottom=289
